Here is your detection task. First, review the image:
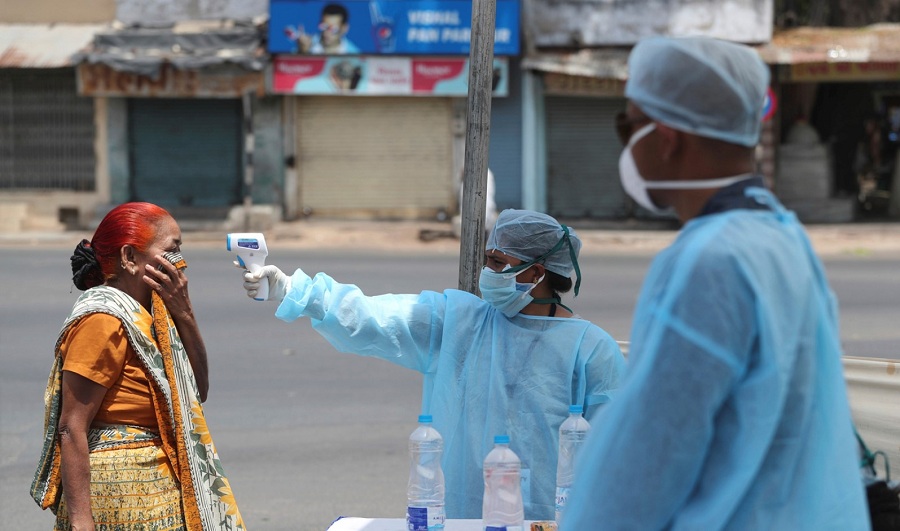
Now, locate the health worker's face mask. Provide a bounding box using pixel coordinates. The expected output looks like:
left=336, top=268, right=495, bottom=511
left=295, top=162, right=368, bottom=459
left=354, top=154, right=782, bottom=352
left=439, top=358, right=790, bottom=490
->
left=618, top=122, right=756, bottom=214
left=479, top=265, right=544, bottom=318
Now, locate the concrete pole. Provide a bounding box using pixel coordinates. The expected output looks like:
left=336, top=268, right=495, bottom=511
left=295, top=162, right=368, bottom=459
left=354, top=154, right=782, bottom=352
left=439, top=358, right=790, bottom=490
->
left=242, top=90, right=255, bottom=231
left=458, top=0, right=497, bottom=294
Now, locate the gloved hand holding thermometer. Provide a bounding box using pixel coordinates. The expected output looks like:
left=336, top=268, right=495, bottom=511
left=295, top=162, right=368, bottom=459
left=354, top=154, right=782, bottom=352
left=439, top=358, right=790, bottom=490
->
left=227, top=233, right=291, bottom=301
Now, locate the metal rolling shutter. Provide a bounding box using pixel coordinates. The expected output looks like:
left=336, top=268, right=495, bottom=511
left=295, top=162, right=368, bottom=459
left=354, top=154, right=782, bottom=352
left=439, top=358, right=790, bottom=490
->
left=489, top=60, right=523, bottom=210
left=546, top=96, right=627, bottom=219
left=0, top=69, right=95, bottom=190
left=129, top=98, right=242, bottom=209
left=296, top=96, right=452, bottom=218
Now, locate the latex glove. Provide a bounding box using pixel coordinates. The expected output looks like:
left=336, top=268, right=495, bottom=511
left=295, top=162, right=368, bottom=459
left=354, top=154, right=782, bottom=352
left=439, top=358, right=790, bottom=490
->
left=242, top=264, right=292, bottom=302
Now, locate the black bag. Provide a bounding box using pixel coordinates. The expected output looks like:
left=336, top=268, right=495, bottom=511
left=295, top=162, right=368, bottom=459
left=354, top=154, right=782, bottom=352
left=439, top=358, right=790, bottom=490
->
left=857, top=429, right=900, bottom=531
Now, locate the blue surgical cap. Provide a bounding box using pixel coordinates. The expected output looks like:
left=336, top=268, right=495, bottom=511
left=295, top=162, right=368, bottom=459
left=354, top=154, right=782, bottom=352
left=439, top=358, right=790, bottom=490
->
left=626, top=36, right=770, bottom=147
left=486, top=209, right=581, bottom=278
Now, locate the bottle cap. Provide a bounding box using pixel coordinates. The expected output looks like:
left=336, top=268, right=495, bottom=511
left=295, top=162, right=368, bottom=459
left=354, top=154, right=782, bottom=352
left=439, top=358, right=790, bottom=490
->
left=418, top=414, right=433, bottom=423
left=494, top=435, right=510, bottom=444
left=569, top=404, right=583, bottom=414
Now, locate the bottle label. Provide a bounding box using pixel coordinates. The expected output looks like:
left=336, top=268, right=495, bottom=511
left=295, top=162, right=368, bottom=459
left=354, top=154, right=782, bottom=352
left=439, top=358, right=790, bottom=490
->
left=555, top=486, right=571, bottom=521
left=407, top=505, right=445, bottom=530
left=520, top=468, right=531, bottom=507
left=555, top=486, right=570, bottom=510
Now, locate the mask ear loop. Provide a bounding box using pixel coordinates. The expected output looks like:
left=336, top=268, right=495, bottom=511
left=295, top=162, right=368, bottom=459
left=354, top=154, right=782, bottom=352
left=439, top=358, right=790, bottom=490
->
left=560, top=225, right=581, bottom=297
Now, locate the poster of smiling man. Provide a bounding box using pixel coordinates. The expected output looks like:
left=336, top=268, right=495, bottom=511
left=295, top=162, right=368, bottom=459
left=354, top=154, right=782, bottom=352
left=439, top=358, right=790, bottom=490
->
left=269, top=0, right=521, bottom=56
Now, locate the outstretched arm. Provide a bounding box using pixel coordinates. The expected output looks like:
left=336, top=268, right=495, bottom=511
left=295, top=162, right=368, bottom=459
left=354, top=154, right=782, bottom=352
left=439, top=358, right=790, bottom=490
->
left=267, top=267, right=446, bottom=373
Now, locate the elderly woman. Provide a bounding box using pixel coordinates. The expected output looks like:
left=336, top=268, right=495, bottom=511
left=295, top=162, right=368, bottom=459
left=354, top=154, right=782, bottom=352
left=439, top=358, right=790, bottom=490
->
left=242, top=208, right=625, bottom=521
left=32, top=202, right=243, bottom=531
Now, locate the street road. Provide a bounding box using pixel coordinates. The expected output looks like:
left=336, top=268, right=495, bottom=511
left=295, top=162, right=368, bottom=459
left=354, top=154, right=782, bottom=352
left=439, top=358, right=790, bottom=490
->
left=2, top=246, right=898, bottom=529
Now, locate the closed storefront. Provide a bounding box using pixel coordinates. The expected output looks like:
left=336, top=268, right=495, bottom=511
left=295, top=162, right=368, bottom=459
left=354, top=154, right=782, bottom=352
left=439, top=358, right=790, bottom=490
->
left=128, top=98, right=242, bottom=210
left=74, top=20, right=270, bottom=226
left=270, top=0, right=519, bottom=220
left=757, top=24, right=900, bottom=221
left=295, top=96, right=453, bottom=218
left=545, top=95, right=627, bottom=219
left=0, top=69, right=95, bottom=191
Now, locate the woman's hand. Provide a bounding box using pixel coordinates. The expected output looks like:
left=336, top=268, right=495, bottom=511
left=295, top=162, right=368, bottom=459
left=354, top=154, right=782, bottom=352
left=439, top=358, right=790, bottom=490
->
left=143, top=256, right=192, bottom=321
left=143, top=256, right=210, bottom=401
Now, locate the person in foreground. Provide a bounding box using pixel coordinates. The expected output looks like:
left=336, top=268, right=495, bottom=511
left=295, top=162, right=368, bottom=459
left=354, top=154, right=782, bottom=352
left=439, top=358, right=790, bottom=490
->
left=242, top=209, right=625, bottom=520
left=32, top=202, right=244, bottom=531
left=560, top=36, right=869, bottom=530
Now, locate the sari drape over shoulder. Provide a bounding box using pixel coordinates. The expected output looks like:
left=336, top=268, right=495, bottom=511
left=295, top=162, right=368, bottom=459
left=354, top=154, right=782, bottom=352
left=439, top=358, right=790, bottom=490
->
left=32, top=285, right=244, bottom=530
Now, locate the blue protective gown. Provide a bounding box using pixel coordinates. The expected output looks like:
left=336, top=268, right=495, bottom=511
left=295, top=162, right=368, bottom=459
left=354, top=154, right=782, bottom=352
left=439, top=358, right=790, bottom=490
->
left=275, top=272, right=625, bottom=520
left=562, top=185, right=869, bottom=530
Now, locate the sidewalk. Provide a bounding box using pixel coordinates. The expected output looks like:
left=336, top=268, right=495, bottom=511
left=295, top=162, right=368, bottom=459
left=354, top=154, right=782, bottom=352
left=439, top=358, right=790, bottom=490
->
left=267, top=219, right=900, bottom=256
left=3, top=218, right=900, bottom=256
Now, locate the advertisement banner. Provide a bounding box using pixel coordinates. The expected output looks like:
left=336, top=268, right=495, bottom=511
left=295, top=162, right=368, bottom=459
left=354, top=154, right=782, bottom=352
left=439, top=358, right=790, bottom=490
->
left=269, top=0, right=520, bottom=55
left=271, top=56, right=509, bottom=96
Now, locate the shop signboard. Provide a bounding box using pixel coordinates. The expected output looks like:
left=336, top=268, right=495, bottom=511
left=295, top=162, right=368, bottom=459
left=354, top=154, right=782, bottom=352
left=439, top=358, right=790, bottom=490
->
left=268, top=0, right=520, bottom=56
left=271, top=56, right=509, bottom=96
left=787, top=61, right=900, bottom=82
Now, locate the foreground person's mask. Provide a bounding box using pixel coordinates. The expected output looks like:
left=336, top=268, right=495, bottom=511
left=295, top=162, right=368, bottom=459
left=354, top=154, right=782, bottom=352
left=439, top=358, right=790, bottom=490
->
left=618, top=122, right=755, bottom=214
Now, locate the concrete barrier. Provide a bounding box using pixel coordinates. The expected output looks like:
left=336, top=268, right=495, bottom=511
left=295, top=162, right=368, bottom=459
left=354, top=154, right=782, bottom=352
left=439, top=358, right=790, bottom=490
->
left=844, top=356, right=900, bottom=479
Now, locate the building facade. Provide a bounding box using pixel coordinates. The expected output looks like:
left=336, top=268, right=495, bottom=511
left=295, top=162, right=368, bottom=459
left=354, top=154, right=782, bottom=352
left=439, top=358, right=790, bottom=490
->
left=519, top=0, right=774, bottom=221
left=0, top=0, right=113, bottom=231
left=5, top=0, right=899, bottom=230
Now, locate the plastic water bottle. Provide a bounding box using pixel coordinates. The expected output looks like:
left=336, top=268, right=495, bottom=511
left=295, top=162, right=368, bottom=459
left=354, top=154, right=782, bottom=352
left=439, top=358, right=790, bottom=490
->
left=555, top=405, right=591, bottom=523
left=407, top=415, right=445, bottom=531
left=482, top=435, right=524, bottom=531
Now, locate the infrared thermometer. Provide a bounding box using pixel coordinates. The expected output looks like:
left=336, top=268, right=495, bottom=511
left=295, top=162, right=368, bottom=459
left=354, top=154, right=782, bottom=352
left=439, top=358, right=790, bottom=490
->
left=227, top=233, right=269, bottom=301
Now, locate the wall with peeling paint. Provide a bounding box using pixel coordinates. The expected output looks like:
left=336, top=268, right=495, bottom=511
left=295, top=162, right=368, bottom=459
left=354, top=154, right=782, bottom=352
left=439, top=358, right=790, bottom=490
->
left=527, top=0, right=773, bottom=47
left=117, top=0, right=267, bottom=25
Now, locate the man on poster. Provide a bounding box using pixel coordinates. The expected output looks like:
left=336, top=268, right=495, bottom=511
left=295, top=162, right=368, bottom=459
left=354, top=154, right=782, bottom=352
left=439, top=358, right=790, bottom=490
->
left=287, top=3, right=360, bottom=55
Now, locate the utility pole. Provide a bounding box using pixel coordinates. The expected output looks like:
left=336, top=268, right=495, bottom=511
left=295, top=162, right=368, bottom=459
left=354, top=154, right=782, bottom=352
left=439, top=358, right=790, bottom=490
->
left=457, top=0, right=497, bottom=294
left=242, top=90, right=255, bottom=231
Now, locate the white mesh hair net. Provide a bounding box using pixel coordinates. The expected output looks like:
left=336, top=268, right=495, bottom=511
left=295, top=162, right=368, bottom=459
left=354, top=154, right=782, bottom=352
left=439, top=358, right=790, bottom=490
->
left=486, top=209, right=581, bottom=278
left=626, top=36, right=770, bottom=147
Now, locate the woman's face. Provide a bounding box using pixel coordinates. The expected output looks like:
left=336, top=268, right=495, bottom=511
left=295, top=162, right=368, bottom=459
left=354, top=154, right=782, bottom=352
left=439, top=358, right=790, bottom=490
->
left=483, top=248, right=542, bottom=285
left=134, top=216, right=182, bottom=271
left=484, top=249, right=523, bottom=273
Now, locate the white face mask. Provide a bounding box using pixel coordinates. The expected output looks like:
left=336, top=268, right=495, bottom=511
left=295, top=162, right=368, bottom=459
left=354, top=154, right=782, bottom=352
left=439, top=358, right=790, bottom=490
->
left=618, top=122, right=756, bottom=214
left=479, top=265, right=543, bottom=318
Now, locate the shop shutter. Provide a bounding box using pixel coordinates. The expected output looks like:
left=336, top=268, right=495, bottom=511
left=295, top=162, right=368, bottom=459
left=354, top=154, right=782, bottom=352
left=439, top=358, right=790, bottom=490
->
left=489, top=61, right=523, bottom=210
left=129, top=98, right=241, bottom=209
left=0, top=69, right=94, bottom=190
left=545, top=96, right=628, bottom=218
left=296, top=96, right=452, bottom=218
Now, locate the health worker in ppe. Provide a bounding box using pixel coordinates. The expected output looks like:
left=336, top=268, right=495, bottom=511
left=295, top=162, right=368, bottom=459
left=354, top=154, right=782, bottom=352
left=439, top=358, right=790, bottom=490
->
left=241, top=209, right=625, bottom=520
left=560, top=36, right=869, bottom=530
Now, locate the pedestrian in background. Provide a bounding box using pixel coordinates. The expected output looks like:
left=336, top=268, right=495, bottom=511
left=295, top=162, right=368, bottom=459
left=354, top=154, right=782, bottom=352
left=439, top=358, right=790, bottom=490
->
left=561, top=36, right=869, bottom=530
left=31, top=202, right=244, bottom=530
left=241, top=209, right=625, bottom=521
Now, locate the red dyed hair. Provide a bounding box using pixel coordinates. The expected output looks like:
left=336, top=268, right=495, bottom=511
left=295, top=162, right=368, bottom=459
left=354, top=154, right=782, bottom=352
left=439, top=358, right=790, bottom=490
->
left=90, top=202, right=173, bottom=280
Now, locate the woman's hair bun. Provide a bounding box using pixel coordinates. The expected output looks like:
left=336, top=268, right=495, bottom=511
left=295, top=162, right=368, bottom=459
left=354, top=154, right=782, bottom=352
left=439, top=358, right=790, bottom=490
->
left=71, top=239, right=104, bottom=291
